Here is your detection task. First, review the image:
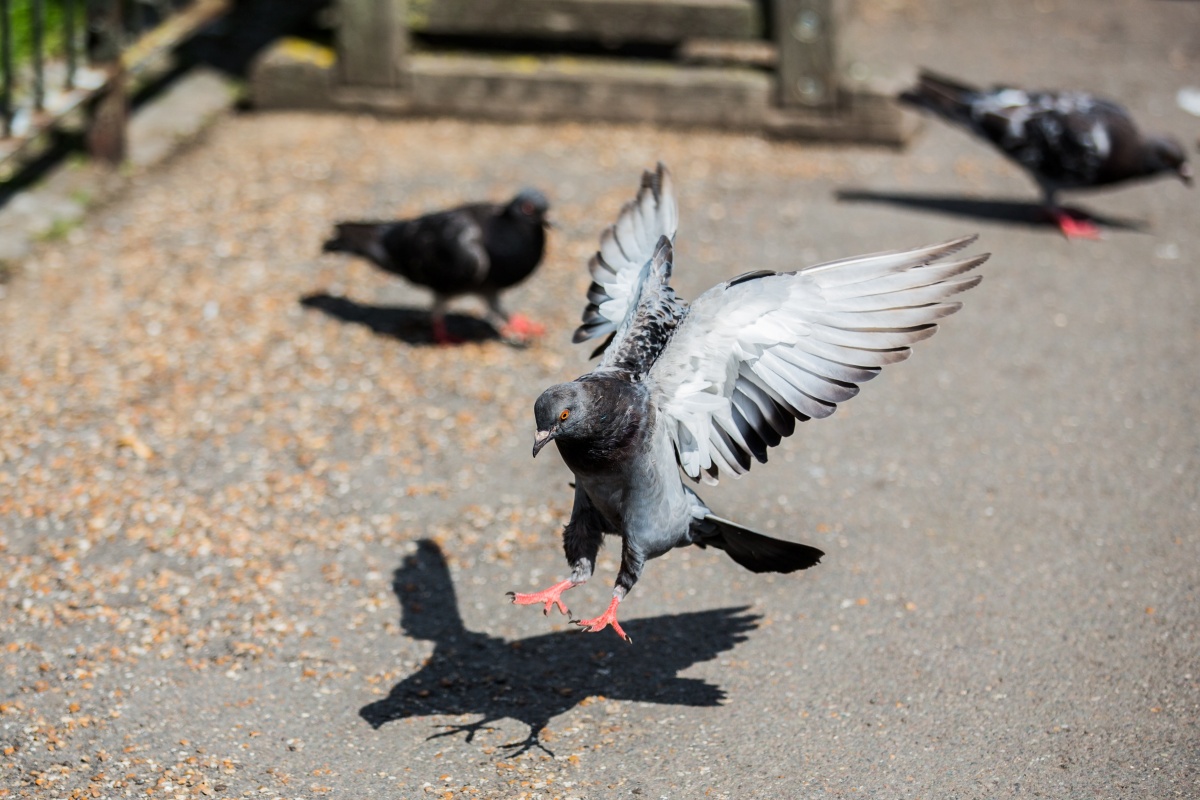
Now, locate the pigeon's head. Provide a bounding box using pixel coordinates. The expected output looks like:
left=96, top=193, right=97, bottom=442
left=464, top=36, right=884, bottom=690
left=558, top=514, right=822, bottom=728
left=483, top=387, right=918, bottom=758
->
left=532, top=382, right=588, bottom=457
left=509, top=189, right=552, bottom=226
left=1143, top=135, right=1192, bottom=186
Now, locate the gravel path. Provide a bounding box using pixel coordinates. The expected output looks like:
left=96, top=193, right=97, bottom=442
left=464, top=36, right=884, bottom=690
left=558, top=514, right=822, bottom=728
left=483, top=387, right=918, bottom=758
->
left=2, top=2, right=1198, bottom=797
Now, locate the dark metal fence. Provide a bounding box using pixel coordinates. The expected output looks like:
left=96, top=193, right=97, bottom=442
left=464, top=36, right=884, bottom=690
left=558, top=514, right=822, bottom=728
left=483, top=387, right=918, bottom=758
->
left=0, top=0, right=228, bottom=168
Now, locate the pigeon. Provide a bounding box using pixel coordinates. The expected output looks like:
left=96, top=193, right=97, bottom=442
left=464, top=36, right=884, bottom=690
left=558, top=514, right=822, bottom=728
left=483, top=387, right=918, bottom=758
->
left=322, top=189, right=551, bottom=344
left=899, top=69, right=1192, bottom=239
left=509, top=163, right=987, bottom=641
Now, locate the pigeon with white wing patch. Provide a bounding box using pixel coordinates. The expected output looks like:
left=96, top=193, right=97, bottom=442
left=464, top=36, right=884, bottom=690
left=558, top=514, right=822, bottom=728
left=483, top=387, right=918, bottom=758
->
left=510, top=164, right=987, bottom=641
left=900, top=70, right=1192, bottom=239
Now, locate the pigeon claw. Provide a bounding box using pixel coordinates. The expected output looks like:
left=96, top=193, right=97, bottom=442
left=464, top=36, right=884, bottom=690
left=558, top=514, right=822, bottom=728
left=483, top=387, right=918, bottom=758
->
left=500, top=313, right=546, bottom=345
left=507, top=579, right=575, bottom=616
left=572, top=597, right=631, bottom=643
left=1047, top=208, right=1103, bottom=240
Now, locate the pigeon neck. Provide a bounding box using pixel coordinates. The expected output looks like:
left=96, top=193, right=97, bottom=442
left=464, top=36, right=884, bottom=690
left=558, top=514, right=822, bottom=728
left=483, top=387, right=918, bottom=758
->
left=1139, top=136, right=1188, bottom=180
left=553, top=379, right=650, bottom=475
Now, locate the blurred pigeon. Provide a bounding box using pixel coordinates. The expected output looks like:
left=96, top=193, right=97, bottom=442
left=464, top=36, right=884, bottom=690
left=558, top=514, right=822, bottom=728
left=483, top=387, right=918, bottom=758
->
left=900, top=69, right=1192, bottom=239
left=510, top=164, right=987, bottom=640
left=322, top=189, right=550, bottom=344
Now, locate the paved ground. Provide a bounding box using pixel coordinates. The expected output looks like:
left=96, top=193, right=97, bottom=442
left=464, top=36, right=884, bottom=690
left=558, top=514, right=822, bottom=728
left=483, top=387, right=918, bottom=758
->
left=1, top=1, right=1198, bottom=798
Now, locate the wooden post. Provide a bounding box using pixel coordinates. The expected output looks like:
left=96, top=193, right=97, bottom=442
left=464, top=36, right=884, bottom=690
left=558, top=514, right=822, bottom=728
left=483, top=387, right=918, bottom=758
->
left=774, top=0, right=837, bottom=110
left=86, top=0, right=127, bottom=164
left=337, top=0, right=408, bottom=88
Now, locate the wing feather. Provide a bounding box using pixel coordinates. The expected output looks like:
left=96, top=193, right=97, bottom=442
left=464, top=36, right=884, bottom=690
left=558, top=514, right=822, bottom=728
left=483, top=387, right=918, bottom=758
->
left=649, top=236, right=987, bottom=484
left=573, top=163, right=680, bottom=346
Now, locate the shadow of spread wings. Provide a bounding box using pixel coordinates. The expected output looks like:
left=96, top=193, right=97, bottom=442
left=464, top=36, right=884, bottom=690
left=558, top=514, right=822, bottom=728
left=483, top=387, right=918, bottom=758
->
left=360, top=540, right=760, bottom=753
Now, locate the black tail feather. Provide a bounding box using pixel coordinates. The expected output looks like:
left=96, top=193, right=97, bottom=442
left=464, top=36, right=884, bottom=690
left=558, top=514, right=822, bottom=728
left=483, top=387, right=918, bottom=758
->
left=322, top=221, right=385, bottom=260
left=698, top=514, right=824, bottom=574
left=898, top=69, right=981, bottom=125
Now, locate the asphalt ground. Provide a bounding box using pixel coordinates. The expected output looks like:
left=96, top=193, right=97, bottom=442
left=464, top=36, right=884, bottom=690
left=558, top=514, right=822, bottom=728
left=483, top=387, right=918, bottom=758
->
left=1, top=1, right=1198, bottom=797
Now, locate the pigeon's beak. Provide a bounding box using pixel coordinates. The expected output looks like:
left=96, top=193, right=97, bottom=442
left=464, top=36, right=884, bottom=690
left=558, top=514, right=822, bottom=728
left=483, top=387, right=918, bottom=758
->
left=532, top=429, right=553, bottom=457
left=1179, top=162, right=1193, bottom=187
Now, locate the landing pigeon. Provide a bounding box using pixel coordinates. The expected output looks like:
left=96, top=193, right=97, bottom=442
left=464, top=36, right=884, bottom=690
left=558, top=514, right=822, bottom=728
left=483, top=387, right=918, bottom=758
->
left=899, top=69, right=1192, bottom=239
left=510, top=164, right=987, bottom=641
left=322, top=189, right=551, bottom=344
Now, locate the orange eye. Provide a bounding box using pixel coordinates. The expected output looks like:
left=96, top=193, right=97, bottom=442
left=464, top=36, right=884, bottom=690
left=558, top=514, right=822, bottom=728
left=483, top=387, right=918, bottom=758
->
left=559, top=409, right=570, bottom=421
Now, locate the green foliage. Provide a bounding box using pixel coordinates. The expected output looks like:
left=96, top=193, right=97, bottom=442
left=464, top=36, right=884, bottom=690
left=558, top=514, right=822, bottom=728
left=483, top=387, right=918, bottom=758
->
left=3, top=1, right=75, bottom=68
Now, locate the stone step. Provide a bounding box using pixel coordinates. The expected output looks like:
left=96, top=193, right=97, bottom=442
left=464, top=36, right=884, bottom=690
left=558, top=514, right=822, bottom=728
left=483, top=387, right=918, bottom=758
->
left=407, top=0, right=761, bottom=43
left=250, top=38, right=915, bottom=145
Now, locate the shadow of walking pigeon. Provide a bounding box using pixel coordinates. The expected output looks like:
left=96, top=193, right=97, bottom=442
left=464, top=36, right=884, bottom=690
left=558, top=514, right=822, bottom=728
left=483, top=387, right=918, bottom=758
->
left=299, top=293, right=501, bottom=346
left=359, top=540, right=759, bottom=755
left=833, top=189, right=1149, bottom=234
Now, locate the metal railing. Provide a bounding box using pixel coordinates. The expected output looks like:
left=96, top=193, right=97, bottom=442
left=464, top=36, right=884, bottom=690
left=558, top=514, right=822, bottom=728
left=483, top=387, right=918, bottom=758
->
left=0, top=0, right=228, bottom=168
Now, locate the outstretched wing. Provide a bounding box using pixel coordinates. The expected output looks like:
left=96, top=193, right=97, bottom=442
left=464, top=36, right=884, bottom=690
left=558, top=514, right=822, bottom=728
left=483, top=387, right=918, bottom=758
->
left=573, top=163, right=680, bottom=349
left=647, top=236, right=987, bottom=484
left=595, top=236, right=688, bottom=378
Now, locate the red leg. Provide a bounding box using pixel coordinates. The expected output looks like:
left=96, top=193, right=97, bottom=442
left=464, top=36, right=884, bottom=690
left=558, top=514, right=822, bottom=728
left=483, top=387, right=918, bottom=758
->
left=1047, top=207, right=1102, bottom=240
left=507, top=579, right=575, bottom=616
left=573, top=596, right=630, bottom=643
left=500, top=313, right=546, bottom=342
left=431, top=315, right=465, bottom=345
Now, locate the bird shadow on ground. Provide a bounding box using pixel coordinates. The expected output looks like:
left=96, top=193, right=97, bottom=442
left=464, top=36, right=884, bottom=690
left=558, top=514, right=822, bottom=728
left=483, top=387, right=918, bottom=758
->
left=299, top=293, right=501, bottom=346
left=359, top=540, right=760, bottom=756
left=835, top=189, right=1150, bottom=234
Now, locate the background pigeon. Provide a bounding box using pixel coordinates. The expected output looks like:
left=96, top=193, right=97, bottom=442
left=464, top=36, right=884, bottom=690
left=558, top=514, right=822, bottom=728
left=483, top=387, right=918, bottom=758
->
left=510, top=164, right=988, bottom=641
left=322, top=189, right=550, bottom=344
left=899, top=69, right=1192, bottom=239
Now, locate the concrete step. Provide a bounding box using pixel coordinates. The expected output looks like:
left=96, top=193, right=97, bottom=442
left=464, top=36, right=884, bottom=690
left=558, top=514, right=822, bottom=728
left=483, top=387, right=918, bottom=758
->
left=250, top=38, right=915, bottom=145
left=407, top=0, right=762, bottom=43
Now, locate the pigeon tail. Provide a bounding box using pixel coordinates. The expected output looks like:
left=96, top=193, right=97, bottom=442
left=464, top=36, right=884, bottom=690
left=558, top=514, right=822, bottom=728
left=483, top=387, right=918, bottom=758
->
left=898, top=69, right=981, bottom=126
left=697, top=514, right=824, bottom=574
left=323, top=222, right=387, bottom=262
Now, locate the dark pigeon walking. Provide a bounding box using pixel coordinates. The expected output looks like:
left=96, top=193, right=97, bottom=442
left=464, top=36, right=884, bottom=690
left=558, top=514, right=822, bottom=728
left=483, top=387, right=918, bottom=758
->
left=322, top=189, right=551, bottom=344
left=509, top=164, right=988, bottom=641
left=899, top=69, right=1192, bottom=239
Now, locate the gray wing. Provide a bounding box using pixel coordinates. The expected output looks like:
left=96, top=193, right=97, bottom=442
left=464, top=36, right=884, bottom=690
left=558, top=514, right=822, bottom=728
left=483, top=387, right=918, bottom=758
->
left=647, top=236, right=987, bottom=485
left=597, top=236, right=688, bottom=378
left=573, top=163, right=680, bottom=348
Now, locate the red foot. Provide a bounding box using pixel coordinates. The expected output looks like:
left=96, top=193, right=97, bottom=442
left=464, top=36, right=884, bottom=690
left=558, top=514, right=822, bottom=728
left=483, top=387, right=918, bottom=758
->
left=501, top=313, right=546, bottom=342
left=432, top=317, right=465, bottom=345
left=573, top=596, right=630, bottom=643
left=507, top=579, right=575, bottom=616
left=1047, top=208, right=1102, bottom=240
